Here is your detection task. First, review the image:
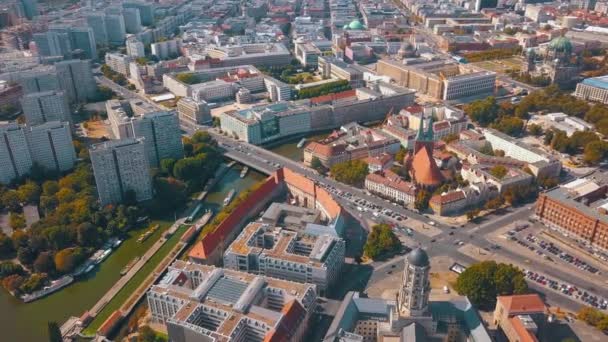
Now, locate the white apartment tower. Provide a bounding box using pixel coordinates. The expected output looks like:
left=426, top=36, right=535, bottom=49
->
left=0, top=123, right=33, bottom=184
left=131, top=111, right=184, bottom=167
left=89, top=138, right=153, bottom=205
left=25, top=121, right=76, bottom=173
left=20, top=90, right=71, bottom=126
left=126, top=38, right=145, bottom=58
left=397, top=248, right=431, bottom=317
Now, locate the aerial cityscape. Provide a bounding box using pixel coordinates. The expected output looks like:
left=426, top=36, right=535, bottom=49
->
left=1, top=0, right=608, bottom=341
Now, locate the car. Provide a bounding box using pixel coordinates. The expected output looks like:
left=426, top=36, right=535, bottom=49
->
left=449, top=232, right=454, bottom=236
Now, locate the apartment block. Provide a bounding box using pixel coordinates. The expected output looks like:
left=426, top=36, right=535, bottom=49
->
left=89, top=138, right=153, bottom=205
left=21, top=90, right=71, bottom=126
left=126, top=38, right=145, bottom=58
left=176, top=97, right=212, bottom=130
left=18, top=70, right=61, bottom=95
left=55, top=59, right=97, bottom=103
left=151, top=39, right=181, bottom=60
left=25, top=121, right=76, bottom=173
left=224, top=222, right=345, bottom=295
left=131, top=111, right=184, bottom=167
left=105, top=52, right=133, bottom=76
left=365, top=170, right=417, bottom=205
left=0, top=122, right=32, bottom=184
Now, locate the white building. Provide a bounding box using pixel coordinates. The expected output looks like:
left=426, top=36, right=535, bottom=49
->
left=224, top=222, right=345, bottom=295
left=365, top=170, right=417, bottom=205
left=442, top=71, right=496, bottom=101
left=147, top=260, right=317, bottom=342
left=176, top=97, right=212, bottom=130
left=192, top=80, right=235, bottom=102
left=25, top=121, right=76, bottom=173
left=264, top=77, right=292, bottom=102
left=150, top=39, right=181, bottom=60
left=89, top=138, right=153, bottom=205
left=20, top=90, right=71, bottom=126
left=105, top=52, right=133, bottom=76
left=130, top=111, right=184, bottom=167
left=0, top=122, right=33, bottom=184
left=126, top=38, right=145, bottom=58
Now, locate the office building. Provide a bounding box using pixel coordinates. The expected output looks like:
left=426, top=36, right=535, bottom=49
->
left=33, top=31, right=71, bottom=58
left=20, top=90, right=71, bottom=125
left=19, top=0, right=37, bottom=20
left=493, top=294, right=548, bottom=342
left=55, top=59, right=97, bottom=103
left=191, top=80, right=235, bottom=102
left=535, top=170, right=608, bottom=252
left=105, top=52, right=132, bottom=76
left=201, top=43, right=291, bottom=68
left=106, top=99, right=132, bottom=139
left=318, top=56, right=365, bottom=88
left=224, top=222, right=345, bottom=295
left=89, top=138, right=153, bottom=206
left=147, top=260, right=317, bottom=342
left=126, top=38, right=145, bottom=58
left=0, top=122, right=32, bottom=184
left=34, top=27, right=97, bottom=60
left=264, top=77, right=292, bottom=102
left=151, top=39, right=181, bottom=60
left=123, top=2, right=154, bottom=26
left=123, top=7, right=142, bottom=34
left=574, top=75, right=608, bottom=104
left=25, top=121, right=76, bottom=173
left=176, top=97, right=212, bottom=129
left=68, top=27, right=97, bottom=60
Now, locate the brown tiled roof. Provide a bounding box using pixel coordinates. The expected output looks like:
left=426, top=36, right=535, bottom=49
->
left=429, top=190, right=465, bottom=205
left=498, top=294, right=546, bottom=315
left=509, top=316, right=540, bottom=342
left=412, top=146, right=443, bottom=186
left=310, top=89, right=357, bottom=105
left=304, top=141, right=347, bottom=157
left=366, top=153, right=393, bottom=166
left=264, top=300, right=306, bottom=342
left=366, top=171, right=416, bottom=195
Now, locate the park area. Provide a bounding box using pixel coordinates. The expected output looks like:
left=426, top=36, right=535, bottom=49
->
left=471, top=57, right=524, bottom=74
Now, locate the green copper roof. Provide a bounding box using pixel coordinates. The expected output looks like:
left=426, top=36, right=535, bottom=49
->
left=347, top=19, right=365, bottom=30
left=549, top=36, right=572, bottom=53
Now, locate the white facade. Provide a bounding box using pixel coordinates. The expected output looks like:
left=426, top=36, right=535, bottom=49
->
left=443, top=71, right=496, bottom=100
left=176, top=97, right=212, bottom=129
left=20, top=90, right=71, bottom=126
left=126, top=39, right=145, bottom=58
left=151, top=39, right=181, bottom=60
left=105, top=52, right=133, bottom=76
left=89, top=138, right=153, bottom=205
left=192, top=80, right=235, bottom=102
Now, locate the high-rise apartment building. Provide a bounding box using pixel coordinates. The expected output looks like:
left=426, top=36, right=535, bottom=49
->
left=20, top=0, right=37, bottom=20
left=105, top=52, right=132, bottom=76
left=126, top=38, right=145, bottom=58
left=131, top=111, right=183, bottom=167
left=33, top=31, right=71, bottom=58
left=55, top=59, right=96, bottom=103
left=123, top=2, right=154, bottom=26
left=34, top=27, right=97, bottom=60
left=176, top=97, right=212, bottom=130
left=18, top=70, right=61, bottom=95
left=104, top=13, right=126, bottom=45
left=67, top=27, right=97, bottom=60
left=89, top=138, right=153, bottom=205
left=123, top=7, right=142, bottom=34
left=20, top=90, right=71, bottom=125
left=0, top=122, right=32, bottom=184
left=25, top=121, right=76, bottom=173
left=86, top=13, right=108, bottom=46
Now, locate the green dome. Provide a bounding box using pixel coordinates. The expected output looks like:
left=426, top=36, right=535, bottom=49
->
left=549, top=36, right=572, bottom=53
left=347, top=19, right=365, bottom=30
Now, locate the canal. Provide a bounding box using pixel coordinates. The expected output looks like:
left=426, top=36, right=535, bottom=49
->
left=0, top=165, right=265, bottom=342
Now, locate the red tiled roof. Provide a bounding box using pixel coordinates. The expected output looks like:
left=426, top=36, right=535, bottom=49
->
left=304, top=141, right=346, bottom=157
left=430, top=190, right=465, bottom=205
left=509, top=316, right=540, bottom=342
left=366, top=171, right=416, bottom=195
left=264, top=300, right=306, bottom=342
left=366, top=153, right=393, bottom=166
left=412, top=146, right=443, bottom=186
left=498, top=294, right=546, bottom=315
left=310, top=89, right=357, bottom=105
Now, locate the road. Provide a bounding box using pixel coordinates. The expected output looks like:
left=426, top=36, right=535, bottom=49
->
left=99, top=69, right=605, bottom=313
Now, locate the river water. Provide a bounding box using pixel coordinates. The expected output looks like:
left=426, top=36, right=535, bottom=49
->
left=0, top=165, right=265, bottom=342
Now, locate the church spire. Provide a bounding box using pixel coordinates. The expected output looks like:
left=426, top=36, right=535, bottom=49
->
left=415, top=115, right=425, bottom=141
left=425, top=116, right=434, bottom=141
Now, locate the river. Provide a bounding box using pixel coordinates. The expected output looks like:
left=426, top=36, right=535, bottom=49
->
left=0, top=165, right=265, bottom=342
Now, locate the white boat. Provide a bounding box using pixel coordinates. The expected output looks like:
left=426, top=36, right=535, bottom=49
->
left=84, top=264, right=95, bottom=274
left=96, top=249, right=112, bottom=264
left=113, top=239, right=123, bottom=248
left=240, top=166, right=249, bottom=178
left=223, top=189, right=236, bottom=207
left=297, top=138, right=307, bottom=148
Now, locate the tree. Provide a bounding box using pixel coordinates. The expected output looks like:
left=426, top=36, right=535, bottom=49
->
left=54, top=247, right=84, bottom=274
left=17, top=181, right=41, bottom=203
left=415, top=190, right=431, bottom=211
left=77, top=222, right=98, bottom=247
left=310, top=157, right=325, bottom=173
left=484, top=196, right=504, bottom=210
left=0, top=233, right=15, bottom=259
left=2, top=274, right=24, bottom=293
left=176, top=73, right=198, bottom=84
left=33, top=251, right=55, bottom=274
left=9, top=212, right=26, bottom=230
left=47, top=321, right=62, bottom=342
left=489, top=165, right=508, bottom=179
left=173, top=157, right=204, bottom=182
left=454, top=261, right=528, bottom=309
left=395, top=147, right=408, bottom=163
left=42, top=181, right=60, bottom=196
left=19, top=273, right=47, bottom=293
left=492, top=117, right=524, bottom=137
left=466, top=208, right=481, bottom=221
left=583, top=141, right=608, bottom=165
left=330, top=160, right=369, bottom=186
left=363, top=224, right=401, bottom=260
left=1, top=190, right=21, bottom=212
left=442, top=133, right=459, bottom=144
left=160, top=158, right=176, bottom=176
left=465, top=96, right=499, bottom=126
left=0, top=261, right=23, bottom=277
left=527, top=123, right=543, bottom=136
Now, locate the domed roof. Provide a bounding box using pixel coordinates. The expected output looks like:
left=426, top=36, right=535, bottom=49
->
left=549, top=36, right=572, bottom=53
left=347, top=19, right=365, bottom=30
left=407, top=248, right=429, bottom=267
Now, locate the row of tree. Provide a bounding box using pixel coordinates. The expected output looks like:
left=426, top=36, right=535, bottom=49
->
left=462, top=47, right=521, bottom=63
left=577, top=306, right=608, bottom=332
left=297, top=80, right=352, bottom=99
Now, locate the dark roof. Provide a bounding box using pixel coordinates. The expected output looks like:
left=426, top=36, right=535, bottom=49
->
left=407, top=248, right=429, bottom=267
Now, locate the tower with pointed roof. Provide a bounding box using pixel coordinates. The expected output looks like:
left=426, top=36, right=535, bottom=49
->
left=410, top=116, right=444, bottom=189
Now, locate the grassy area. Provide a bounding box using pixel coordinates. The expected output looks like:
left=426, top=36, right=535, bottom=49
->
left=82, top=225, right=189, bottom=335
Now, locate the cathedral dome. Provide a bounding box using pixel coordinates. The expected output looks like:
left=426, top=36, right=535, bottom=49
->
left=548, top=36, right=572, bottom=54
left=347, top=19, right=365, bottom=30
left=407, top=248, right=429, bottom=267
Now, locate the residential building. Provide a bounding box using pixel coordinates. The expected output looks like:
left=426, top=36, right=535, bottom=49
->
left=304, top=123, right=401, bottom=168
left=123, top=1, right=154, bottom=26
left=33, top=31, right=71, bottom=58
left=24, top=121, right=76, bottom=173
left=106, top=99, right=132, bottom=139
left=35, top=26, right=98, bottom=60
left=574, top=75, right=608, bottom=104
left=493, top=294, right=547, bottom=342
left=105, top=52, right=133, bottom=76
left=86, top=13, right=108, bottom=46
left=130, top=111, right=183, bottom=167
left=224, top=222, right=345, bottom=295
left=0, top=122, right=32, bottom=184
left=191, top=80, right=234, bottom=102
left=151, top=39, right=181, bottom=60
left=20, top=90, right=71, bottom=125
left=535, top=171, right=608, bottom=252
left=461, top=163, right=533, bottom=193
left=87, top=12, right=126, bottom=46
left=365, top=170, right=417, bottom=205
left=264, top=77, right=292, bottom=102
left=147, top=260, right=317, bottom=342
left=200, top=43, right=291, bottom=68
left=126, top=38, right=145, bottom=58
left=176, top=97, right=212, bottom=129
left=429, top=183, right=496, bottom=216
left=123, top=7, right=142, bottom=34
left=55, top=59, right=97, bottom=103
left=89, top=138, right=153, bottom=205
left=18, top=70, right=61, bottom=95
left=365, top=153, right=393, bottom=173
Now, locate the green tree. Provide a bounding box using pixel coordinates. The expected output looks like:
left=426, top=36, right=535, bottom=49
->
left=442, top=133, right=459, bottom=144
left=33, top=251, right=55, bottom=274
left=17, top=181, right=41, bottom=203
left=415, top=190, right=431, bottom=211
left=0, top=261, right=23, bottom=277
left=19, top=273, right=47, bottom=293
left=395, top=146, right=408, bottom=162
left=363, top=224, right=401, bottom=260
left=527, top=123, right=543, bottom=136
left=492, top=117, right=524, bottom=136
left=466, top=208, right=481, bottom=221
left=47, top=321, right=62, bottom=342
left=330, top=160, right=369, bottom=186
left=176, top=73, right=198, bottom=84
left=310, top=157, right=325, bottom=173
left=583, top=141, right=608, bottom=165
left=465, top=96, right=499, bottom=126
left=489, top=165, right=508, bottom=179
left=9, top=212, right=26, bottom=230
left=160, top=158, right=176, bottom=176
left=0, top=233, right=15, bottom=259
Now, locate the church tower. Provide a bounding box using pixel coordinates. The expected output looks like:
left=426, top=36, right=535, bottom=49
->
left=397, top=248, right=431, bottom=317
